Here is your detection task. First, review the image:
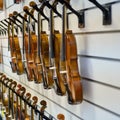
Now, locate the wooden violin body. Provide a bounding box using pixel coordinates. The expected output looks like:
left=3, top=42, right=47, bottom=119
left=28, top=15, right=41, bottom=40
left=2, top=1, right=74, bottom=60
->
left=24, top=34, right=34, bottom=81
left=65, top=30, right=83, bottom=103
left=24, top=33, right=42, bottom=83
left=13, top=35, right=24, bottom=75
left=9, top=13, right=24, bottom=75
left=23, top=6, right=42, bottom=83
left=41, top=31, right=54, bottom=88
left=9, top=35, right=17, bottom=72
left=54, top=30, right=66, bottom=95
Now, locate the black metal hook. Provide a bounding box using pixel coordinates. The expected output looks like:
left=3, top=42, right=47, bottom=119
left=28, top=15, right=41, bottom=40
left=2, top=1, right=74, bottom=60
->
left=0, top=24, right=7, bottom=31
left=0, top=28, right=6, bottom=35
left=4, top=19, right=11, bottom=25
left=23, top=6, right=37, bottom=22
left=29, top=1, right=49, bottom=22
left=39, top=0, right=62, bottom=18
left=8, top=18, right=22, bottom=32
left=58, top=0, right=85, bottom=28
left=88, top=0, right=112, bottom=25
left=16, top=12, right=29, bottom=23
left=19, top=13, right=29, bottom=22
left=0, top=26, right=7, bottom=34
left=13, top=11, right=22, bottom=24
left=0, top=21, right=8, bottom=28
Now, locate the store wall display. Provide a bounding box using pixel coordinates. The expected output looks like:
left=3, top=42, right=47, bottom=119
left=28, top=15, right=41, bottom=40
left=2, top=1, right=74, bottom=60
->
left=0, top=0, right=120, bottom=120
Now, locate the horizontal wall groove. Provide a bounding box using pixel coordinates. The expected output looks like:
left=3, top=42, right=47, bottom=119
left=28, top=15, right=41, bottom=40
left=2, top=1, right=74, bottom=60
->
left=1, top=29, right=120, bottom=39
left=74, top=29, right=120, bottom=35
left=3, top=54, right=10, bottom=58
left=78, top=54, right=120, bottom=62
left=3, top=62, right=120, bottom=90
left=1, top=29, right=120, bottom=38
left=2, top=63, right=11, bottom=68
left=82, top=77, right=120, bottom=90
left=84, top=99, right=120, bottom=118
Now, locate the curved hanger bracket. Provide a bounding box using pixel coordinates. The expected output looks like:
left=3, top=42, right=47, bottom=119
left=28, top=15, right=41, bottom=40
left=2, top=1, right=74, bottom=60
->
left=23, top=6, right=37, bottom=23
left=29, top=1, right=49, bottom=22
left=58, top=0, right=85, bottom=28
left=78, top=10, right=85, bottom=28
left=39, top=0, right=62, bottom=18
left=88, top=0, right=112, bottom=25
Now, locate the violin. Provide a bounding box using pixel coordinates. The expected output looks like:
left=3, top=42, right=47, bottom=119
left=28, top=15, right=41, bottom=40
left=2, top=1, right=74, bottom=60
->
left=8, top=14, right=17, bottom=73
left=24, top=92, right=31, bottom=120
left=60, top=0, right=83, bottom=104
left=31, top=96, right=38, bottom=120
left=57, top=114, right=65, bottom=120
left=30, top=1, right=54, bottom=89
left=41, top=31, right=54, bottom=88
left=3, top=78, right=13, bottom=120
left=12, top=11, right=24, bottom=75
left=39, top=0, right=65, bottom=91
left=14, top=84, right=22, bottom=120
left=19, top=87, right=26, bottom=120
left=48, top=0, right=66, bottom=95
left=23, top=12, right=34, bottom=81
left=9, top=13, right=24, bottom=75
left=15, top=86, right=26, bottom=120
left=9, top=81, right=17, bottom=119
left=23, top=6, right=42, bottom=83
left=30, top=1, right=52, bottom=89
left=2, top=78, right=11, bottom=107
left=0, top=73, right=4, bottom=102
left=39, top=100, right=47, bottom=120
left=0, top=75, right=6, bottom=102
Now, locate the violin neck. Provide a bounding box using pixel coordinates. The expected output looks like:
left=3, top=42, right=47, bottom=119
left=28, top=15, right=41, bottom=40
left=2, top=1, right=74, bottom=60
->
left=28, top=15, right=31, bottom=54
left=49, top=9, right=55, bottom=59
left=11, top=92, right=14, bottom=119
left=24, top=100, right=27, bottom=117
left=37, top=12, right=41, bottom=56
left=31, top=108, right=34, bottom=120
left=8, top=23, right=10, bottom=37
left=61, top=4, right=67, bottom=61
left=8, top=88, right=11, bottom=115
left=16, top=95, right=18, bottom=119
left=11, top=22, right=14, bottom=38
left=22, top=19, right=25, bottom=55
left=20, top=98, right=23, bottom=119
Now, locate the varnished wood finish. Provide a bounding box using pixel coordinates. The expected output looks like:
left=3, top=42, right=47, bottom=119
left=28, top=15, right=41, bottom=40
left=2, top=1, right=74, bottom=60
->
left=60, top=1, right=83, bottom=104
left=23, top=6, right=42, bottom=83
left=31, top=96, right=38, bottom=120
left=8, top=14, right=17, bottom=73
left=24, top=93, right=31, bottom=120
left=39, top=100, right=47, bottom=120
left=57, top=114, right=65, bottom=120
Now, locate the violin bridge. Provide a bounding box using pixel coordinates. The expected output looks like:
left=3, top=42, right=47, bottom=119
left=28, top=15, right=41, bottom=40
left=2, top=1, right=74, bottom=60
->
left=60, top=70, right=67, bottom=74
left=49, top=66, right=56, bottom=70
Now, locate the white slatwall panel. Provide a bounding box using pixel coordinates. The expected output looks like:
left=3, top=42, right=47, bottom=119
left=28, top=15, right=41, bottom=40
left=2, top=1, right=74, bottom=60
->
left=0, top=0, right=120, bottom=120
left=80, top=57, right=120, bottom=87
